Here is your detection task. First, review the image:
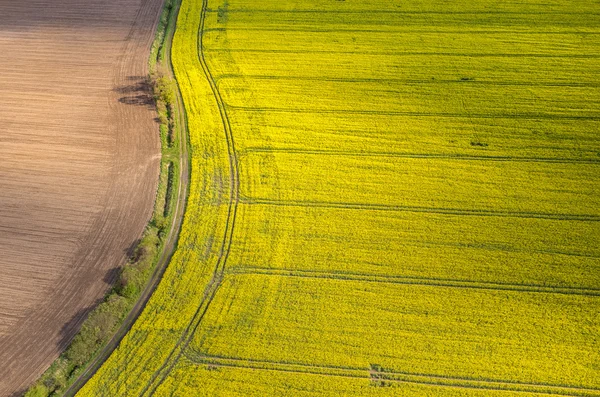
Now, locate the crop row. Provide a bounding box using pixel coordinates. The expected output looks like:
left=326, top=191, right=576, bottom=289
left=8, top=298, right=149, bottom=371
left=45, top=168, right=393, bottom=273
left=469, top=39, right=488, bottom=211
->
left=204, top=30, right=600, bottom=56
left=225, top=201, right=600, bottom=289
left=166, top=353, right=600, bottom=397
left=205, top=0, right=599, bottom=13
left=186, top=273, right=600, bottom=389
left=157, top=362, right=594, bottom=397
left=223, top=110, right=600, bottom=160
left=202, top=10, right=600, bottom=33
left=238, top=151, right=600, bottom=217
left=228, top=267, right=600, bottom=297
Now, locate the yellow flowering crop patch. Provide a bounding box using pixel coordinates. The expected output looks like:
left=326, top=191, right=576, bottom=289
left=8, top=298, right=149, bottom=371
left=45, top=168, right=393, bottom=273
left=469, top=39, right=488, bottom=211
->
left=227, top=111, right=600, bottom=159
left=79, top=0, right=600, bottom=395
left=227, top=203, right=600, bottom=289
left=185, top=274, right=599, bottom=388
left=155, top=363, right=577, bottom=397
left=240, top=151, right=600, bottom=216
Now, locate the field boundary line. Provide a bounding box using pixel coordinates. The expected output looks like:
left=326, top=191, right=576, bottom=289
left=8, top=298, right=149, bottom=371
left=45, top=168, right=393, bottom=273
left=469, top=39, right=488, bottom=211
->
left=215, top=74, right=600, bottom=88
left=204, top=27, right=600, bottom=35
left=185, top=353, right=600, bottom=396
left=224, top=106, right=600, bottom=120
left=240, top=148, right=600, bottom=164
left=204, top=48, right=600, bottom=58
left=240, top=198, right=600, bottom=222
left=228, top=267, right=600, bottom=297
left=204, top=9, right=600, bottom=16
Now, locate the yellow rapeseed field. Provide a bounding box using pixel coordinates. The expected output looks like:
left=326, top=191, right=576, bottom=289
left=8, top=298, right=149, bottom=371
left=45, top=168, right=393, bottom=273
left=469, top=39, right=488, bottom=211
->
left=79, top=0, right=600, bottom=396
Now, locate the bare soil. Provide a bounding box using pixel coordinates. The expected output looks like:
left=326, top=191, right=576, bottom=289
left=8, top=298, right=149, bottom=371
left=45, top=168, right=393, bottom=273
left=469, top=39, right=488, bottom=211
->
left=0, top=0, right=163, bottom=395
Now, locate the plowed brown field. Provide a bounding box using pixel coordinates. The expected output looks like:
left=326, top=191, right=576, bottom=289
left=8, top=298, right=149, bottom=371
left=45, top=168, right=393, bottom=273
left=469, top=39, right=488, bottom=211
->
left=0, top=0, right=163, bottom=395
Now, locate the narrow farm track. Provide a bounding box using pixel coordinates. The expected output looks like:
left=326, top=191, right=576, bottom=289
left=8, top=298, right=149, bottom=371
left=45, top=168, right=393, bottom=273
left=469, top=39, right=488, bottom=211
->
left=204, top=28, right=600, bottom=34
left=0, top=0, right=163, bottom=395
left=238, top=198, right=600, bottom=222
left=205, top=48, right=600, bottom=58
left=241, top=149, right=600, bottom=164
left=202, top=10, right=600, bottom=15
left=224, top=107, right=600, bottom=120
left=214, top=75, right=600, bottom=88
left=228, top=268, right=600, bottom=297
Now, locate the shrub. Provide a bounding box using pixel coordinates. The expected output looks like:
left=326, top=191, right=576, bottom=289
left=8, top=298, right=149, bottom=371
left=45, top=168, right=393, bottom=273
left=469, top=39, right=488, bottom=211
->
left=24, top=384, right=49, bottom=397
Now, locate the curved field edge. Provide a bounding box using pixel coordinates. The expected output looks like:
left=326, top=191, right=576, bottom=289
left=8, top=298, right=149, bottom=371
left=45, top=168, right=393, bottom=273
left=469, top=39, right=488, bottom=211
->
left=76, top=0, right=236, bottom=394
left=24, top=1, right=189, bottom=396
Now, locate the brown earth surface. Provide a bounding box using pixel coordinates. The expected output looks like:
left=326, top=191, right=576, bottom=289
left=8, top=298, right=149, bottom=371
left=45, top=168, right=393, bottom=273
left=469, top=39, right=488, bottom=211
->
left=0, top=0, right=163, bottom=395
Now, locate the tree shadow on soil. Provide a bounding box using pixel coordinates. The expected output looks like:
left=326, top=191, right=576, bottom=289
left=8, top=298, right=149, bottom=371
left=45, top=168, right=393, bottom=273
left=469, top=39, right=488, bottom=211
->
left=124, top=238, right=142, bottom=262
left=114, top=75, right=154, bottom=109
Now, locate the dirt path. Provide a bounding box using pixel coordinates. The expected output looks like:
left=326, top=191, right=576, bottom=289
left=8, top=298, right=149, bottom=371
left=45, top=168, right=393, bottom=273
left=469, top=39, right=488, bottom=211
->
left=0, top=0, right=163, bottom=395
